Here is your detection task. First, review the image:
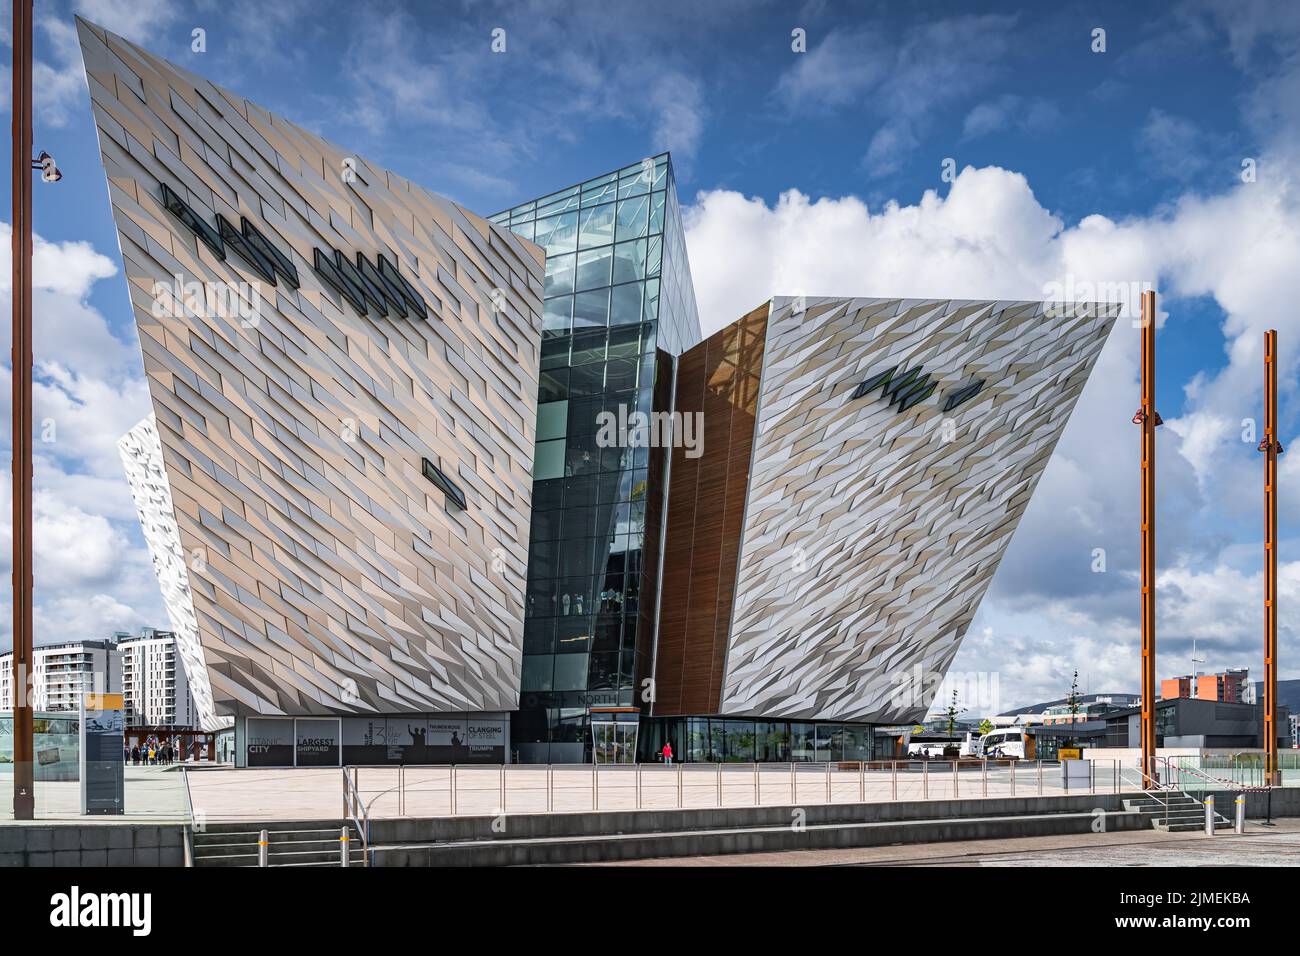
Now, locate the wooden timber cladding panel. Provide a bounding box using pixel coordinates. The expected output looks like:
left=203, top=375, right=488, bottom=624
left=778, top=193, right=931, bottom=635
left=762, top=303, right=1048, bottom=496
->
left=653, top=302, right=769, bottom=715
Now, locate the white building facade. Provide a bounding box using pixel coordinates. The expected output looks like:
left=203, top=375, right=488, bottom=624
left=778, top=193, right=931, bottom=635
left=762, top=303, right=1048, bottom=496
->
left=117, top=629, right=198, bottom=729
left=0, top=640, right=121, bottom=713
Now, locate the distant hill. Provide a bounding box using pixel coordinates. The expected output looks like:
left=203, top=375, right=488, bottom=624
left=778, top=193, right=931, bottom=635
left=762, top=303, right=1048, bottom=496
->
left=995, top=692, right=1139, bottom=718
left=998, top=682, right=1299, bottom=720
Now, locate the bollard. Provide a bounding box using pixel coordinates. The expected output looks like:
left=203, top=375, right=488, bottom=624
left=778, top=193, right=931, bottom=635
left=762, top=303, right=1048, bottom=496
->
left=340, top=826, right=350, bottom=867
left=258, top=828, right=269, bottom=867
left=1235, top=795, right=1246, bottom=834
left=1204, top=795, right=1215, bottom=836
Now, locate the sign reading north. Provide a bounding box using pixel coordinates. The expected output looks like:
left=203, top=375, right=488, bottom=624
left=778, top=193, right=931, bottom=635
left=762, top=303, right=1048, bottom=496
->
left=161, top=182, right=428, bottom=320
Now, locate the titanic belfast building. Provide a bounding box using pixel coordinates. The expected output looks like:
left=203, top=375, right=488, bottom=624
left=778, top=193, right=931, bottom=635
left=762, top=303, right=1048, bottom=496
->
left=81, top=20, right=1118, bottom=767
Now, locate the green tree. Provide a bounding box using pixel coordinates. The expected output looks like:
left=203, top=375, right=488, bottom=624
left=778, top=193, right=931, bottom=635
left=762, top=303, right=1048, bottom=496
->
left=943, top=689, right=965, bottom=737
left=978, top=718, right=994, bottom=736
left=1064, top=670, right=1083, bottom=749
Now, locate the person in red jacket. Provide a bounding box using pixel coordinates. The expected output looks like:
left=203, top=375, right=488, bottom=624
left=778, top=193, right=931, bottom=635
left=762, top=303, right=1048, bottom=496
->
left=661, top=741, right=673, bottom=765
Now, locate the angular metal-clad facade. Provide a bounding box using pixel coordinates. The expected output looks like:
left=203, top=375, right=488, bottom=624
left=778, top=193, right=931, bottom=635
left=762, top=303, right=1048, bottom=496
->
left=118, top=413, right=223, bottom=731
left=655, top=296, right=1118, bottom=725
left=81, top=20, right=545, bottom=726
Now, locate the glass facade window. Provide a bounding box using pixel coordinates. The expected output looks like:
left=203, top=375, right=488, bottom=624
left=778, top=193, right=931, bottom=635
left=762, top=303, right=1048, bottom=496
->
left=578, top=203, right=615, bottom=248
left=790, top=723, right=815, bottom=762
left=634, top=718, right=876, bottom=763
left=499, top=155, right=701, bottom=763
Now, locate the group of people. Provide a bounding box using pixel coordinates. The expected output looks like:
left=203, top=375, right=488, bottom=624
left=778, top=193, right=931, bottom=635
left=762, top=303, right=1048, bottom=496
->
left=124, top=741, right=180, bottom=765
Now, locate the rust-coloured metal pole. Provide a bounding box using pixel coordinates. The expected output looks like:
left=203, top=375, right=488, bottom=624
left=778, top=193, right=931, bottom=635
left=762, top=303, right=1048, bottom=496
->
left=11, top=0, right=35, bottom=820
left=1139, top=291, right=1159, bottom=789
left=1263, top=329, right=1280, bottom=787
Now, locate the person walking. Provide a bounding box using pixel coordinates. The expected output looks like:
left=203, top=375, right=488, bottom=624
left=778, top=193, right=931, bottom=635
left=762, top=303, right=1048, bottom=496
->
left=130, top=745, right=140, bottom=766
left=661, top=741, right=673, bottom=766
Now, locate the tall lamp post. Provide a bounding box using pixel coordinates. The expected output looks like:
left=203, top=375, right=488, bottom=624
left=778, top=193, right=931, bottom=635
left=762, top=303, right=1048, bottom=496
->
left=11, top=0, right=35, bottom=822
left=1132, top=290, right=1163, bottom=789
left=1260, top=330, right=1282, bottom=787
left=11, top=0, right=59, bottom=821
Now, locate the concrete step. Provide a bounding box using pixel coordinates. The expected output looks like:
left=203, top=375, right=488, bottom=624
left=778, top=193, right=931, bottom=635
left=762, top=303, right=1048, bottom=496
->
left=367, top=808, right=1151, bottom=866
left=1120, top=791, right=1237, bottom=833
left=192, top=823, right=365, bottom=867
left=196, top=820, right=362, bottom=835
left=194, top=847, right=366, bottom=867
left=195, top=827, right=355, bottom=848
left=195, top=839, right=352, bottom=859
left=1154, top=820, right=1232, bottom=832
left=1123, top=798, right=1203, bottom=810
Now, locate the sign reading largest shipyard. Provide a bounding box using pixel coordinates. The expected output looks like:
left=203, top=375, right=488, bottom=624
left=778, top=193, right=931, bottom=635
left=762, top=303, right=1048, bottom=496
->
left=161, top=182, right=429, bottom=320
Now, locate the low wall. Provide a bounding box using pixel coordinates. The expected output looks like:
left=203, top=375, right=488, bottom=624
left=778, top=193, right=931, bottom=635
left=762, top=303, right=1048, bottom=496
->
left=367, top=790, right=1136, bottom=845
left=0, top=824, right=185, bottom=867
left=1202, top=787, right=1300, bottom=818
left=366, top=787, right=1300, bottom=866
left=369, top=792, right=1152, bottom=865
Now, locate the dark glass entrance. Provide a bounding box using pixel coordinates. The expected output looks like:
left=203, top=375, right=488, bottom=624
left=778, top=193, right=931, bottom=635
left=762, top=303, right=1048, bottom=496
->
left=493, top=155, right=701, bottom=763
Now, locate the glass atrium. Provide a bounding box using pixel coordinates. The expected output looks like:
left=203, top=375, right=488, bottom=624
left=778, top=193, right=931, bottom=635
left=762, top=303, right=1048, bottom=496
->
left=490, top=154, right=702, bottom=762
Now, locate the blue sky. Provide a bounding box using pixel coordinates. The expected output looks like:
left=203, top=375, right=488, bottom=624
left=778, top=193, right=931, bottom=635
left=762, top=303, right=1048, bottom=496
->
left=1, top=0, right=1297, bottom=712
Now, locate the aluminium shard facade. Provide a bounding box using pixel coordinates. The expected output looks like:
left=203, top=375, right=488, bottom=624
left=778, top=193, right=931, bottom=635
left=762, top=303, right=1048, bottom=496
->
left=118, top=414, right=222, bottom=731
left=82, top=20, right=545, bottom=727
left=653, top=296, right=1119, bottom=726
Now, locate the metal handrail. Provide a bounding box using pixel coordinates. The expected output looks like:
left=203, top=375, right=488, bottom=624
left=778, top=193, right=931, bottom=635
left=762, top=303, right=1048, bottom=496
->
left=178, top=764, right=197, bottom=868
left=180, top=764, right=196, bottom=868
left=341, top=766, right=370, bottom=866
left=1114, top=761, right=1175, bottom=825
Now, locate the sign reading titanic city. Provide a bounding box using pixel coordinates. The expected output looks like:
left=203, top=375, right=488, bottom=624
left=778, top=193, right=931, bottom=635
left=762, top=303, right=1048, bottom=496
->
left=81, top=19, right=1118, bottom=767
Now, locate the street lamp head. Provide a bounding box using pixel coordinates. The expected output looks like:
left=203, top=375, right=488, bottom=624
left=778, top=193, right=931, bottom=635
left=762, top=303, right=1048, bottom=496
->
left=34, top=150, right=62, bottom=182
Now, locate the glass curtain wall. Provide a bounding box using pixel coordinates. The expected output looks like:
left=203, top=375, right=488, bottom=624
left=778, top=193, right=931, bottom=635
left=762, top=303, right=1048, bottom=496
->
left=492, top=154, right=701, bottom=763
left=637, top=717, right=876, bottom=763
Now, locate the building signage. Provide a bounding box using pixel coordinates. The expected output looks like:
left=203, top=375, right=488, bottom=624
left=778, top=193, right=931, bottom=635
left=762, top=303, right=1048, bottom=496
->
left=245, top=717, right=294, bottom=767
left=851, top=364, right=985, bottom=414
left=160, top=182, right=428, bottom=320
left=79, top=693, right=125, bottom=815
left=338, top=717, right=507, bottom=765
left=295, top=718, right=341, bottom=766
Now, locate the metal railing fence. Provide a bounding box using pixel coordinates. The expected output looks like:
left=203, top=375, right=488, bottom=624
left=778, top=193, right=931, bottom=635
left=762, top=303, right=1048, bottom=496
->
left=333, top=758, right=1143, bottom=818
left=341, top=766, right=371, bottom=865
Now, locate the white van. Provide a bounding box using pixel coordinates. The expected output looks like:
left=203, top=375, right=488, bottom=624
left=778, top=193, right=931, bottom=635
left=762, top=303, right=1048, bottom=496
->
left=978, top=728, right=1028, bottom=760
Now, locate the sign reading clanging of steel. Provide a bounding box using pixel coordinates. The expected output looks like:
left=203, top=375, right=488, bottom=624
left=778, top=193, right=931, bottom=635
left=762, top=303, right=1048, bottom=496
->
left=160, top=182, right=428, bottom=320
left=850, top=363, right=986, bottom=414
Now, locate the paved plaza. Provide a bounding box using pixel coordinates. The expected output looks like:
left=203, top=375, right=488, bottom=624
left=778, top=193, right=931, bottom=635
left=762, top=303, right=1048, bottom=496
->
left=0, top=766, right=189, bottom=823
